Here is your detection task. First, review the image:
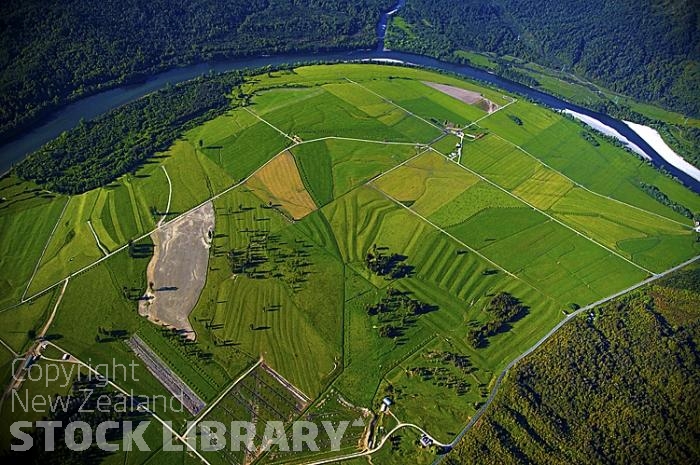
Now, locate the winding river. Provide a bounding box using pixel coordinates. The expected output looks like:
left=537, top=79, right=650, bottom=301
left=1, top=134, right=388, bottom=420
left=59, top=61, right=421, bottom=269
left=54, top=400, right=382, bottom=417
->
left=1, top=0, right=698, bottom=194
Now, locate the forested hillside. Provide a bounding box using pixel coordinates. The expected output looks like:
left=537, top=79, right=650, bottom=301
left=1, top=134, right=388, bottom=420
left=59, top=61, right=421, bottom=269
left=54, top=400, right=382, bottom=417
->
left=0, top=0, right=391, bottom=141
left=448, top=265, right=700, bottom=464
left=388, top=0, right=700, bottom=117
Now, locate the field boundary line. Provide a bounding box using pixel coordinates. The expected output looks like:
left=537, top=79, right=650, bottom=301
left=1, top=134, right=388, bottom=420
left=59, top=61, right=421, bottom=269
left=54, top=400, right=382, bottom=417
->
left=39, top=277, right=69, bottom=338
left=463, top=95, right=517, bottom=130
left=87, top=220, right=109, bottom=256
left=370, top=184, right=559, bottom=306
left=0, top=336, right=17, bottom=357
left=344, top=77, right=444, bottom=132
left=243, top=106, right=294, bottom=141
left=431, top=147, right=656, bottom=275
left=368, top=145, right=432, bottom=184
left=21, top=196, right=71, bottom=301
left=44, top=341, right=213, bottom=465
left=20, top=135, right=435, bottom=302
left=184, top=357, right=263, bottom=437
left=434, top=253, right=700, bottom=463
left=159, top=165, right=172, bottom=227
left=307, top=255, right=700, bottom=465
left=370, top=184, right=517, bottom=279
left=309, top=135, right=423, bottom=146
left=488, top=132, right=692, bottom=229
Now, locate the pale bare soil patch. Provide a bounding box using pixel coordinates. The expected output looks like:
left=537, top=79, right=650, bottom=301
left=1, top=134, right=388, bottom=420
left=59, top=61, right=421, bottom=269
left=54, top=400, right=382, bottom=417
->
left=246, top=150, right=317, bottom=220
left=139, top=201, right=214, bottom=339
left=423, top=81, right=500, bottom=113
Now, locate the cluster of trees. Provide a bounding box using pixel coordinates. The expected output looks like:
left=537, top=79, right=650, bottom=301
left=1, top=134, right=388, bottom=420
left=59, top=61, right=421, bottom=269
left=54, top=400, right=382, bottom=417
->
left=406, top=350, right=475, bottom=395
left=640, top=182, right=696, bottom=219
left=0, top=0, right=393, bottom=141
left=507, top=114, right=523, bottom=126
left=365, top=244, right=414, bottom=279
left=366, top=287, right=435, bottom=338
left=387, top=0, right=700, bottom=117
left=227, top=219, right=313, bottom=291
left=160, top=325, right=215, bottom=363
left=468, top=292, right=527, bottom=348
left=580, top=131, right=600, bottom=147
left=449, top=266, right=700, bottom=464
left=15, top=72, right=244, bottom=193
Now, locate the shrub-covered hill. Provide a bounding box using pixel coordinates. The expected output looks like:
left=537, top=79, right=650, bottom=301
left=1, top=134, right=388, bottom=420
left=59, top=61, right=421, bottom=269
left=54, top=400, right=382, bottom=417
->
left=448, top=265, right=700, bottom=464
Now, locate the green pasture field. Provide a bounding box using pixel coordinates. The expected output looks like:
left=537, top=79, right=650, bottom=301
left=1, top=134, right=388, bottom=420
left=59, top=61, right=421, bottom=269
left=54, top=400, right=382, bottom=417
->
left=320, top=186, right=562, bottom=412
left=292, top=138, right=419, bottom=206
left=372, top=149, right=654, bottom=305
left=190, top=187, right=343, bottom=398
left=381, top=338, right=490, bottom=444
left=201, top=363, right=309, bottom=465
left=249, top=64, right=510, bottom=107
left=373, top=150, right=479, bottom=217
left=25, top=133, right=237, bottom=298
left=361, top=78, right=489, bottom=126
left=192, top=109, right=290, bottom=182
left=0, top=288, right=56, bottom=353
left=3, top=63, right=700, bottom=464
left=48, top=240, right=191, bottom=424
left=482, top=106, right=700, bottom=219
left=454, top=131, right=698, bottom=271
left=549, top=187, right=699, bottom=271
left=0, top=176, right=67, bottom=307
left=259, top=389, right=369, bottom=465
left=257, top=87, right=439, bottom=143
left=28, top=189, right=104, bottom=294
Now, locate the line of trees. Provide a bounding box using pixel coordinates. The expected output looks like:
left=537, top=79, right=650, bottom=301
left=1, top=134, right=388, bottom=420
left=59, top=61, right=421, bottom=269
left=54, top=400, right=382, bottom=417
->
left=639, top=182, right=696, bottom=220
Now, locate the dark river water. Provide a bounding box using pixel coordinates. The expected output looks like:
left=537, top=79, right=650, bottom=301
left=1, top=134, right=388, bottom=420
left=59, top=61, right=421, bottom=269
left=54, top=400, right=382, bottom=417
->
left=1, top=0, right=698, bottom=193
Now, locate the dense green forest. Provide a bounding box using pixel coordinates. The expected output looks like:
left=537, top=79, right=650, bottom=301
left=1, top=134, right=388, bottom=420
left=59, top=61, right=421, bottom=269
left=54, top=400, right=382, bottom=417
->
left=0, top=0, right=392, bottom=141
left=2, top=0, right=698, bottom=152
left=15, top=72, right=246, bottom=193
left=387, top=0, right=700, bottom=117
left=448, top=264, right=700, bottom=464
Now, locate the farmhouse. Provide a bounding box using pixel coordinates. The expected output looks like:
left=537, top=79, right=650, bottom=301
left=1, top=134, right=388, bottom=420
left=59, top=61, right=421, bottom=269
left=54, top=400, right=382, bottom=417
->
left=380, top=397, right=393, bottom=412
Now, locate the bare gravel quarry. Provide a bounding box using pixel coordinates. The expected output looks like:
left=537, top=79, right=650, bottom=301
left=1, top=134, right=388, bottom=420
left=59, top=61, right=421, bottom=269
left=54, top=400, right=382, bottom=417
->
left=423, top=81, right=500, bottom=113
left=139, top=201, right=215, bottom=338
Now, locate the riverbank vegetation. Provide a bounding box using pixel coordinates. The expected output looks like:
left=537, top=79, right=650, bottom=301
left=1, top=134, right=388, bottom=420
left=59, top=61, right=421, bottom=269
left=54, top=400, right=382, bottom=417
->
left=0, top=0, right=393, bottom=142
left=15, top=73, right=244, bottom=194
left=386, top=0, right=699, bottom=118
left=386, top=0, right=700, bottom=169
